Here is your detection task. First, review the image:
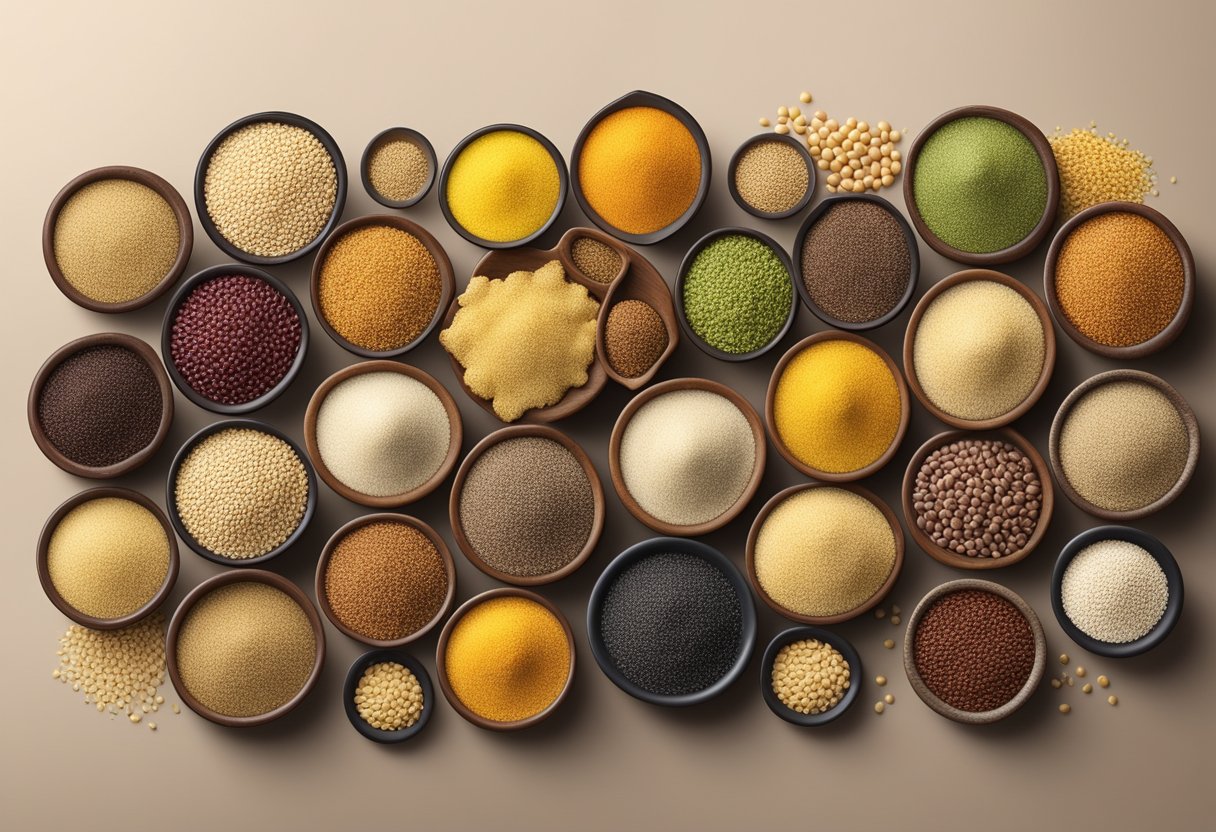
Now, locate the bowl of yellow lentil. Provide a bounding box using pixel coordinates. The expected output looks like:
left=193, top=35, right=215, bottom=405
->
left=343, top=649, right=435, bottom=743
left=360, top=127, right=437, bottom=209
left=760, top=626, right=862, bottom=726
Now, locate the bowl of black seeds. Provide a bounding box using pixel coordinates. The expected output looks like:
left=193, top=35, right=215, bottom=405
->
left=586, top=537, right=757, bottom=706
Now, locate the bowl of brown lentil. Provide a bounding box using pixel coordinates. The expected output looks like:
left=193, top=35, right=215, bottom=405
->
left=727, top=133, right=816, bottom=220
left=42, top=165, right=194, bottom=313
left=760, top=626, right=862, bottom=726
left=360, top=127, right=437, bottom=209
left=343, top=649, right=435, bottom=743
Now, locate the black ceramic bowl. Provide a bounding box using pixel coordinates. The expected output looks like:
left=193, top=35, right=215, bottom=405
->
left=194, top=111, right=347, bottom=265
left=727, top=133, right=817, bottom=220
left=586, top=536, right=757, bottom=707
left=166, top=419, right=318, bottom=567
left=1051, top=525, right=1184, bottom=658
left=675, top=227, right=798, bottom=362
left=760, top=626, right=862, bottom=726
left=360, top=127, right=437, bottom=209
left=343, top=649, right=435, bottom=743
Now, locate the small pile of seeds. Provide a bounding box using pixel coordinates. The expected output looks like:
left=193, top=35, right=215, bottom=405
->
left=367, top=136, right=430, bottom=203
left=570, top=236, right=623, bottom=283
left=682, top=234, right=792, bottom=355
left=733, top=139, right=809, bottom=214
left=53, top=613, right=171, bottom=725
left=771, top=638, right=850, bottom=715
left=1050, top=124, right=1158, bottom=218
left=1061, top=539, right=1169, bottom=644
left=354, top=661, right=424, bottom=731
left=603, top=300, right=668, bottom=378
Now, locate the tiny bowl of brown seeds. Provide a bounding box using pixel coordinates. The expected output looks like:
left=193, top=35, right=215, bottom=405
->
left=760, top=625, right=861, bottom=726
left=727, top=133, right=816, bottom=220
left=343, top=649, right=435, bottom=743
left=360, top=127, right=437, bottom=209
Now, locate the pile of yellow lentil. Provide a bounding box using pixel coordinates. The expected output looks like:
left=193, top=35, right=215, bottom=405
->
left=771, top=638, right=851, bottom=715
left=1050, top=123, right=1160, bottom=219
left=354, top=661, right=425, bottom=731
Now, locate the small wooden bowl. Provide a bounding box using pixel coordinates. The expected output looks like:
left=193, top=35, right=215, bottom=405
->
left=765, top=331, right=910, bottom=481
left=435, top=587, right=576, bottom=731
left=42, top=165, right=193, bottom=313
left=166, top=419, right=318, bottom=567
left=166, top=569, right=326, bottom=728
left=901, top=105, right=1060, bottom=265
left=310, top=214, right=455, bottom=359
left=315, top=513, right=457, bottom=647
left=438, top=123, right=568, bottom=249
left=792, top=193, right=920, bottom=331
left=194, top=111, right=348, bottom=265
left=36, top=486, right=179, bottom=630
left=745, top=482, right=905, bottom=624
left=586, top=536, right=758, bottom=707
left=901, top=428, right=1054, bottom=571
left=1048, top=370, right=1199, bottom=521
left=162, top=264, right=310, bottom=415
left=903, top=579, right=1046, bottom=725
left=759, top=626, right=862, bottom=726
left=449, top=425, right=604, bottom=586
left=609, top=377, right=767, bottom=537
left=28, top=332, right=174, bottom=479
left=1043, top=201, right=1195, bottom=359
left=343, top=649, right=435, bottom=743
left=570, top=90, right=712, bottom=246
left=903, top=269, right=1056, bottom=430
left=303, top=361, right=463, bottom=508
left=1050, top=525, right=1184, bottom=658
left=727, top=133, right=817, bottom=220
left=360, top=127, right=437, bottom=209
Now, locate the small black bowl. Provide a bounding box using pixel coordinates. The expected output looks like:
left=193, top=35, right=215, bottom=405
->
left=437, top=123, right=568, bottom=249
left=760, top=626, right=862, bottom=726
left=727, top=133, right=817, bottom=220
left=343, top=649, right=435, bottom=743
left=161, top=264, right=309, bottom=415
left=360, top=127, right=437, bottom=209
left=1051, top=525, right=1184, bottom=658
left=792, top=193, right=920, bottom=331
left=586, top=536, right=757, bottom=707
left=675, top=227, right=798, bottom=362
left=166, top=419, right=318, bottom=567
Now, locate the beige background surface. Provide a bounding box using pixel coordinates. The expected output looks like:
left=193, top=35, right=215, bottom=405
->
left=2, top=1, right=1212, bottom=829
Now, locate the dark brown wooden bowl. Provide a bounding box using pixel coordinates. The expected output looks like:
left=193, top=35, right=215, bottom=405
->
left=310, top=214, right=455, bottom=359
left=903, top=269, right=1056, bottom=430
left=303, top=361, right=463, bottom=508
left=42, top=165, right=193, bottom=313
left=903, top=579, right=1047, bottom=725
left=1043, top=201, right=1195, bottom=359
left=360, top=127, right=437, bottom=209
left=608, top=377, right=767, bottom=537
left=901, top=428, right=1054, bottom=571
left=166, top=569, right=326, bottom=728
left=314, top=513, right=457, bottom=647
left=28, top=332, right=174, bottom=479
left=745, top=482, right=905, bottom=625
left=901, top=105, right=1060, bottom=266
left=1048, top=369, right=1200, bottom=521
left=727, top=132, right=817, bottom=220
left=448, top=425, right=605, bottom=586
left=434, top=587, right=576, bottom=731
left=765, top=331, right=910, bottom=482
left=36, top=486, right=179, bottom=630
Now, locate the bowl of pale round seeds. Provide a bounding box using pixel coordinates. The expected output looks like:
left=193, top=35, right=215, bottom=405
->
left=343, top=649, right=434, bottom=743
left=760, top=626, right=861, bottom=726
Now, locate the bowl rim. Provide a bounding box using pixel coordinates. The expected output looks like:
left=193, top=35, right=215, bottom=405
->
left=314, top=513, right=457, bottom=647
left=901, top=104, right=1060, bottom=266
left=726, top=132, right=817, bottom=220
left=674, top=226, right=799, bottom=362
left=765, top=331, right=911, bottom=481
left=342, top=648, right=436, bottom=743
left=36, top=485, right=180, bottom=630
left=165, top=568, right=326, bottom=728
left=161, top=263, right=310, bottom=414
left=608, top=377, right=767, bottom=536
left=569, top=89, right=713, bottom=246
left=302, top=360, right=463, bottom=508
left=791, top=192, right=921, bottom=331
left=1049, top=525, right=1184, bottom=658
left=902, top=268, right=1057, bottom=430
left=165, top=418, right=318, bottom=567
left=1047, top=369, right=1200, bottom=520
left=193, top=110, right=348, bottom=265
left=759, top=625, right=863, bottom=726
left=900, top=427, right=1055, bottom=571
left=903, top=578, right=1047, bottom=724
left=360, top=127, right=438, bottom=209
left=586, top=536, right=758, bottom=707
left=42, top=165, right=194, bottom=313
left=437, top=122, right=568, bottom=249
left=28, top=332, right=175, bottom=479
left=448, top=424, right=605, bottom=586
left=745, top=482, right=905, bottom=624
left=309, top=213, right=455, bottom=359
left=1043, top=200, right=1195, bottom=359
left=434, top=587, right=577, bottom=731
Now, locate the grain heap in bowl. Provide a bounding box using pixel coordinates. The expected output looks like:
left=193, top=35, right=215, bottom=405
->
left=570, top=236, right=623, bottom=283
left=1061, top=539, right=1169, bottom=645
left=354, top=661, right=425, bottom=731
left=733, top=138, right=810, bottom=214
left=771, top=637, right=852, bottom=716
left=603, top=300, right=669, bottom=379
left=366, top=135, right=431, bottom=204
left=445, top=129, right=561, bottom=244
